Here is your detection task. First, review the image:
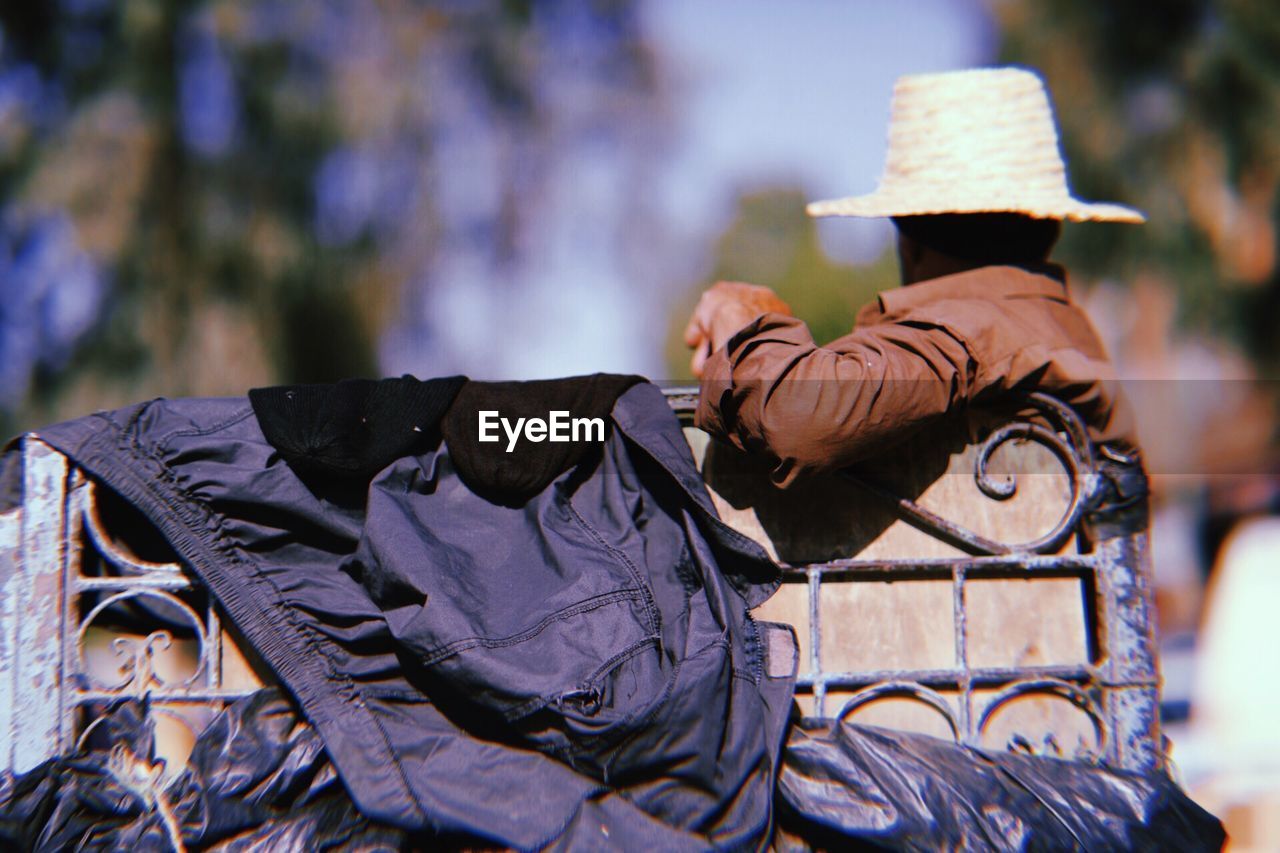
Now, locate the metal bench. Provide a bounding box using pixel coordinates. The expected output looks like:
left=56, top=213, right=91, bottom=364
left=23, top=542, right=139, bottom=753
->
left=0, top=390, right=1163, bottom=777
left=665, top=388, right=1162, bottom=773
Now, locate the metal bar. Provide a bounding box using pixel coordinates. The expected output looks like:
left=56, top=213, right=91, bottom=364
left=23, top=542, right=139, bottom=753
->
left=840, top=472, right=1014, bottom=555
left=208, top=601, right=222, bottom=690
left=1094, top=529, right=1162, bottom=772
left=79, top=480, right=183, bottom=577
left=73, top=574, right=194, bottom=591
left=807, top=566, right=824, bottom=716
left=13, top=439, right=69, bottom=773
left=833, top=680, right=961, bottom=740
left=72, top=688, right=262, bottom=703
left=954, top=566, right=972, bottom=743
left=0, top=508, right=22, bottom=771
left=59, top=475, right=87, bottom=754
left=798, top=663, right=1120, bottom=689
left=777, top=554, right=1100, bottom=574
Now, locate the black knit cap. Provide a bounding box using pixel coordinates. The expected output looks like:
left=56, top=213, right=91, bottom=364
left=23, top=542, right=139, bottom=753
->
left=250, top=375, right=466, bottom=482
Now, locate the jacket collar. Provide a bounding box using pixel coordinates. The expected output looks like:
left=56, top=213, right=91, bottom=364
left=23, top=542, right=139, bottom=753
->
left=612, top=383, right=781, bottom=605
left=871, top=263, right=1069, bottom=320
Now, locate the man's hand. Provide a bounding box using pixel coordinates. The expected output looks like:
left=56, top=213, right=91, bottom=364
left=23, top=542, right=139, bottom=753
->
left=683, top=282, right=792, bottom=377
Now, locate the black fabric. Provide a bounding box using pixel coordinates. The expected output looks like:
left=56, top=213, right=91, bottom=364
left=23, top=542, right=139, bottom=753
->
left=18, top=382, right=791, bottom=850
left=1, top=697, right=1226, bottom=852
left=1086, top=450, right=1152, bottom=540
left=247, top=372, right=639, bottom=503
left=0, top=690, right=412, bottom=851
left=248, top=375, right=465, bottom=482
left=0, top=701, right=158, bottom=851
left=441, top=373, right=643, bottom=502
left=774, top=719, right=1224, bottom=852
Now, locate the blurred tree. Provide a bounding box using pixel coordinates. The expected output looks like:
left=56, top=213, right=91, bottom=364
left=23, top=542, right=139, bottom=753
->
left=995, top=0, right=1280, bottom=373
left=0, top=0, right=665, bottom=435
left=665, top=188, right=899, bottom=376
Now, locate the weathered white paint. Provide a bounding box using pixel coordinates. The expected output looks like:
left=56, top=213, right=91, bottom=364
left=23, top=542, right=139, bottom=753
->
left=0, top=507, right=22, bottom=771
left=13, top=438, right=68, bottom=773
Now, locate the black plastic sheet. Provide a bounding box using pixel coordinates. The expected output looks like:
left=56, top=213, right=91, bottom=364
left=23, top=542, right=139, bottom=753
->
left=0, top=691, right=407, bottom=852
left=773, top=718, right=1224, bottom=852
left=2, top=693, right=1224, bottom=851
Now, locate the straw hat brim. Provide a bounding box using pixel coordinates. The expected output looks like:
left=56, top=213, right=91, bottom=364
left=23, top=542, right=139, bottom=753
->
left=806, top=190, right=1146, bottom=223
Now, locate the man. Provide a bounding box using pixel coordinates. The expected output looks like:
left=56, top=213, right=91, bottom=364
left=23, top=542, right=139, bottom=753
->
left=684, top=67, right=1142, bottom=487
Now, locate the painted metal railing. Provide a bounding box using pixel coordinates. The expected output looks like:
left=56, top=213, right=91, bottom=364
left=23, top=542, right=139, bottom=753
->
left=1, top=389, right=1162, bottom=776
left=664, top=387, right=1162, bottom=773
left=0, top=441, right=259, bottom=775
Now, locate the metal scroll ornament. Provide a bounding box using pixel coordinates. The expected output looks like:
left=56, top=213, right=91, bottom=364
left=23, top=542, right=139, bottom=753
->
left=76, top=589, right=207, bottom=692
left=843, top=392, right=1101, bottom=555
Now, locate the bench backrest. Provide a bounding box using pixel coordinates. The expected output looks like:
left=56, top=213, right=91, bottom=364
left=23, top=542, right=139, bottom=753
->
left=0, top=391, right=1163, bottom=776
left=666, top=387, right=1162, bottom=773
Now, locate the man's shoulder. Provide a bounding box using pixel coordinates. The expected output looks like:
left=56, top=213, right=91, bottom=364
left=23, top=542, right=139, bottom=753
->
left=852, top=263, right=1114, bottom=370
left=873, top=265, right=1070, bottom=320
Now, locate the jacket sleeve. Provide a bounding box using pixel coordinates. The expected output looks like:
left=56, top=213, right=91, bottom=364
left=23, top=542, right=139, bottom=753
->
left=694, top=312, right=977, bottom=486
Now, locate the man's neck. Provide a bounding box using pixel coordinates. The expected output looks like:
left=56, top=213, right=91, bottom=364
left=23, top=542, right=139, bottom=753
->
left=900, top=254, right=983, bottom=285
left=901, top=256, right=1064, bottom=286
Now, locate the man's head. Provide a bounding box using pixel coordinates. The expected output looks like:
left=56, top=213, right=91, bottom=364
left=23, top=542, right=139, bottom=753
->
left=892, top=213, right=1062, bottom=284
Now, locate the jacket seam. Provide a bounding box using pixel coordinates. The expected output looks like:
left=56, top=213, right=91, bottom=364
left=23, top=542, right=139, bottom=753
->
left=739, top=605, right=764, bottom=685
left=584, top=636, right=659, bottom=687
left=68, top=425, right=428, bottom=827
left=600, top=651, right=688, bottom=778
left=600, top=639, right=739, bottom=778
left=417, top=588, right=646, bottom=666
left=564, top=497, right=663, bottom=638
left=155, top=405, right=255, bottom=445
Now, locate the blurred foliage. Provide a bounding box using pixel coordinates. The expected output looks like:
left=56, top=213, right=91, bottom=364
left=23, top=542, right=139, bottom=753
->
left=665, top=188, right=898, bottom=376
left=0, top=0, right=663, bottom=436
left=995, top=0, right=1280, bottom=374
left=6, top=0, right=1280, bottom=437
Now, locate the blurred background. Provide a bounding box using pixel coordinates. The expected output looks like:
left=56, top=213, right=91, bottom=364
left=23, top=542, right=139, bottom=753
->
left=1, top=0, right=1278, bottom=844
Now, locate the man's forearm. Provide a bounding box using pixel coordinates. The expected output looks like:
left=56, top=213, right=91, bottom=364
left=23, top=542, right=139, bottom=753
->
left=695, top=313, right=972, bottom=486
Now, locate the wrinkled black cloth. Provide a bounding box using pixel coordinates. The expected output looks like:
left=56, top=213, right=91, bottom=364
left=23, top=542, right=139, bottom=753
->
left=773, top=719, right=1225, bottom=852
left=13, top=381, right=793, bottom=850
left=441, top=373, right=643, bottom=502
left=0, top=701, right=159, bottom=851
left=0, top=690, right=408, bottom=852
left=249, top=375, right=465, bottom=482
left=3, top=696, right=1225, bottom=853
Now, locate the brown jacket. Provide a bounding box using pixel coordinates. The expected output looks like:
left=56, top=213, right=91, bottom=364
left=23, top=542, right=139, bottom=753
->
left=695, top=264, right=1133, bottom=486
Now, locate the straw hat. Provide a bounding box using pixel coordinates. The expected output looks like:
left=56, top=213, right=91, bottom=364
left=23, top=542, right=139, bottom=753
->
left=806, top=67, right=1145, bottom=223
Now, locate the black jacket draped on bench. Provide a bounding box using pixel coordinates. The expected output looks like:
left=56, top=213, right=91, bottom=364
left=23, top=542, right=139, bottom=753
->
left=11, top=378, right=797, bottom=850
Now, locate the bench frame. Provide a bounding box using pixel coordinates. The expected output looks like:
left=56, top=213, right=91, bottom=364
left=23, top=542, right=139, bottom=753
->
left=1, top=390, right=1163, bottom=776
left=665, top=388, right=1163, bottom=773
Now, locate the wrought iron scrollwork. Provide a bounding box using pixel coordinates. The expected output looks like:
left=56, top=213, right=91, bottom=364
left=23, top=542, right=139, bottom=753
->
left=843, top=392, right=1102, bottom=556
left=50, top=471, right=256, bottom=767
left=662, top=387, right=1160, bottom=772
left=664, top=386, right=1102, bottom=556
left=80, top=481, right=184, bottom=575
left=977, top=677, right=1106, bottom=764
left=836, top=681, right=961, bottom=741
left=77, top=589, right=207, bottom=692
